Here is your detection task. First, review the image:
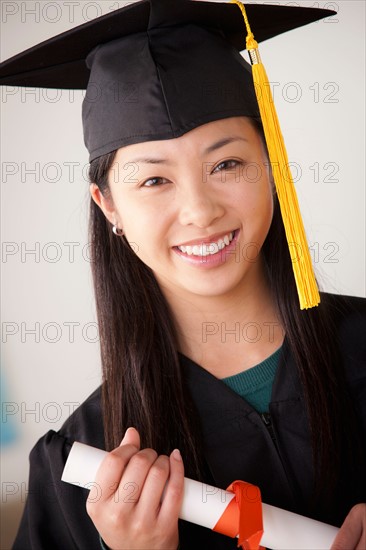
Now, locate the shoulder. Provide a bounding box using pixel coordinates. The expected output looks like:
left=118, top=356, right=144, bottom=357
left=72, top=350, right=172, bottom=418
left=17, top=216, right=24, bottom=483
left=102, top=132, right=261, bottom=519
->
left=58, top=385, right=105, bottom=449
left=29, top=385, right=104, bottom=465
left=320, top=291, right=366, bottom=317
left=320, top=291, right=366, bottom=387
left=15, top=387, right=104, bottom=549
left=320, top=290, right=366, bottom=337
left=320, top=291, right=366, bottom=344
left=22, top=387, right=104, bottom=530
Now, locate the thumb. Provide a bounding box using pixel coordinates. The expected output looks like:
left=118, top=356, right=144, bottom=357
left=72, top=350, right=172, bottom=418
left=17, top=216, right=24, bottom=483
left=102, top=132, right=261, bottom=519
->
left=120, top=427, right=141, bottom=449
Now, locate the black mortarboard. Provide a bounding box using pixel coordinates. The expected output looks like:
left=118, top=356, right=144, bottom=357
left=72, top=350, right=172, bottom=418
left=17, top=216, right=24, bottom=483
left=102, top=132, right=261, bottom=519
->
left=0, top=0, right=334, bottom=163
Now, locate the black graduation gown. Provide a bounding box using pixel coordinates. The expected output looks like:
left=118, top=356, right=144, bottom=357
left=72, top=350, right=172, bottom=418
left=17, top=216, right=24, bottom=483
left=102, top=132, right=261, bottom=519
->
left=13, top=293, right=366, bottom=549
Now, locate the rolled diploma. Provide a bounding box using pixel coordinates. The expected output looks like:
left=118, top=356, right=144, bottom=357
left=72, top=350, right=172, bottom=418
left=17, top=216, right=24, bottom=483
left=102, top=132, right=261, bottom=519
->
left=61, top=442, right=339, bottom=550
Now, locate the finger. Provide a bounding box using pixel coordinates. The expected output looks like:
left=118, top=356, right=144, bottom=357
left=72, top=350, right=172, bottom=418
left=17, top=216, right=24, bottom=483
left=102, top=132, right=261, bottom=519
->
left=331, top=504, right=366, bottom=550
left=117, top=448, right=159, bottom=505
left=158, top=449, right=185, bottom=524
left=136, top=454, right=170, bottom=514
left=120, top=427, right=141, bottom=449
left=331, top=524, right=363, bottom=550
left=92, top=444, right=141, bottom=503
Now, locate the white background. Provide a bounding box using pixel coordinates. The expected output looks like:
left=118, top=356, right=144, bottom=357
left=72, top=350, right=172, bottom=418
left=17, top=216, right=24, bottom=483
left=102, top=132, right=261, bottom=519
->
left=1, top=1, right=365, bottom=547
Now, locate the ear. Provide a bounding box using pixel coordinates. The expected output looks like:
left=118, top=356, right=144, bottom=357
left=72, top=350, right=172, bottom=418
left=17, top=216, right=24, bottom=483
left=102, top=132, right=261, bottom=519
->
left=89, top=183, right=116, bottom=226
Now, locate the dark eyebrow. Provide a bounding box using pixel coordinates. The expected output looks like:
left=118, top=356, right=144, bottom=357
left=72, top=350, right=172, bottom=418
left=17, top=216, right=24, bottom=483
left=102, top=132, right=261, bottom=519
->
left=203, top=136, right=249, bottom=155
left=127, top=157, right=173, bottom=165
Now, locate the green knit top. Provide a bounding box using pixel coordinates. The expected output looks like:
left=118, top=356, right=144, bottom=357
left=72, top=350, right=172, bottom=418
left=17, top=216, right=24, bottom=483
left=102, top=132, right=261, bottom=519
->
left=222, top=346, right=282, bottom=413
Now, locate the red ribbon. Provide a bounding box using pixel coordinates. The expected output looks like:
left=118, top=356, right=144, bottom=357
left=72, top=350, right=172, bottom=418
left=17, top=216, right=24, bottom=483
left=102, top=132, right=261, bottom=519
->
left=213, top=480, right=264, bottom=550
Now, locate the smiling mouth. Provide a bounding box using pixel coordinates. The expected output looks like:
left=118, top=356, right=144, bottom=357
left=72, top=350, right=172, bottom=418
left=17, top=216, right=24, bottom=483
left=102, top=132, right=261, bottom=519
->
left=176, top=231, right=236, bottom=257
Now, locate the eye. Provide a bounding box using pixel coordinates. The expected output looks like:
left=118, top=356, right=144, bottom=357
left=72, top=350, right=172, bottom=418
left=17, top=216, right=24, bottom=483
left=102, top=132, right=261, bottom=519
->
left=212, top=159, right=241, bottom=173
left=141, top=176, right=169, bottom=188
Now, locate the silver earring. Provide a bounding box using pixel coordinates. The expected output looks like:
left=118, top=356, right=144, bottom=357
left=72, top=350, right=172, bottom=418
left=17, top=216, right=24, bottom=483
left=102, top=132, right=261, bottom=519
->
left=112, top=224, right=124, bottom=236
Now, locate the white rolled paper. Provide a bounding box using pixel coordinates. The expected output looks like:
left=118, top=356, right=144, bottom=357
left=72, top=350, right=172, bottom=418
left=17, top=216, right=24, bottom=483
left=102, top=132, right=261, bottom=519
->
left=61, top=442, right=339, bottom=550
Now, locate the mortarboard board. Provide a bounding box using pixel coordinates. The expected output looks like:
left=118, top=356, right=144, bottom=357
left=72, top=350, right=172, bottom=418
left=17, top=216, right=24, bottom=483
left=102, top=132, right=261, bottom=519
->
left=0, top=0, right=337, bottom=309
left=0, top=0, right=335, bottom=161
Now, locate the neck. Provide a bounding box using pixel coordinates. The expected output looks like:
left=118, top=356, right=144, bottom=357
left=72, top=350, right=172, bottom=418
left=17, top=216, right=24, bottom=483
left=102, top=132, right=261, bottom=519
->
left=161, top=258, right=285, bottom=378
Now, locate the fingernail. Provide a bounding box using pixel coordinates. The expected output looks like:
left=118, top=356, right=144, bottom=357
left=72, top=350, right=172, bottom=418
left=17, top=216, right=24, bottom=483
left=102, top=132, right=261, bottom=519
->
left=172, top=449, right=182, bottom=461
left=120, top=427, right=134, bottom=445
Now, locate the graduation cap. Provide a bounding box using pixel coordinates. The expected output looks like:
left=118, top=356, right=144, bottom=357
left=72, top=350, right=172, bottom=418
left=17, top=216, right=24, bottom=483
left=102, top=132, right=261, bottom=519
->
left=0, top=0, right=336, bottom=309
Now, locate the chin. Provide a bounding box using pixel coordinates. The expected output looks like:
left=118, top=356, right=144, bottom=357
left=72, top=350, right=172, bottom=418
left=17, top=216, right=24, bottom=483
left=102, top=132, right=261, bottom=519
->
left=180, top=272, right=248, bottom=299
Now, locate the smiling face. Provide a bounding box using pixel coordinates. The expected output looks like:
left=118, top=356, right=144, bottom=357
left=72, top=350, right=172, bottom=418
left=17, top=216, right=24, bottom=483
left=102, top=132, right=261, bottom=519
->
left=90, top=116, right=274, bottom=302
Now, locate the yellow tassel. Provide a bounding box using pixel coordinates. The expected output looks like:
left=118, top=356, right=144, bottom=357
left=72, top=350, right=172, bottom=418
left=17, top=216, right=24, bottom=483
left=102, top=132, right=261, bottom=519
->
left=230, top=0, right=320, bottom=310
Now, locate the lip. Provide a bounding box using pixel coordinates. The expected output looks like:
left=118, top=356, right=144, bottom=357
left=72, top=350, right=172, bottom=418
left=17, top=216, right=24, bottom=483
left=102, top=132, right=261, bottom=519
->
left=173, top=229, right=240, bottom=268
left=175, top=229, right=236, bottom=248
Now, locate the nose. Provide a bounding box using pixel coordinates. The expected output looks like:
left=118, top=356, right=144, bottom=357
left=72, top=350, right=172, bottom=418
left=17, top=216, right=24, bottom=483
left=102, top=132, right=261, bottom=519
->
left=177, top=182, right=225, bottom=228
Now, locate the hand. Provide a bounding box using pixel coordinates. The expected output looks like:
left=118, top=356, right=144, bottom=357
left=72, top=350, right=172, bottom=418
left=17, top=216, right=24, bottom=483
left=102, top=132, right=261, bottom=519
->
left=86, top=427, right=184, bottom=550
left=331, top=503, right=366, bottom=550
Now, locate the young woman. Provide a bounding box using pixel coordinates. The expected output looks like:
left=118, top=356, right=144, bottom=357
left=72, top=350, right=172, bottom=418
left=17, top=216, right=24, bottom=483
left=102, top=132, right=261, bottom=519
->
left=1, top=1, right=364, bottom=548
left=86, top=115, right=366, bottom=550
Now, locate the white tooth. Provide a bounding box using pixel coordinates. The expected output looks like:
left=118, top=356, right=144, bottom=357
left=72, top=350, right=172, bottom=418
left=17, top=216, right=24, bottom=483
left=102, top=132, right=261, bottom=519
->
left=180, top=233, right=235, bottom=257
